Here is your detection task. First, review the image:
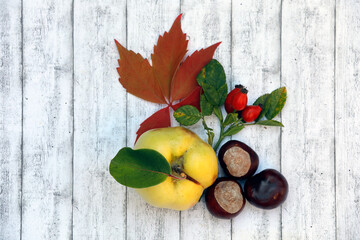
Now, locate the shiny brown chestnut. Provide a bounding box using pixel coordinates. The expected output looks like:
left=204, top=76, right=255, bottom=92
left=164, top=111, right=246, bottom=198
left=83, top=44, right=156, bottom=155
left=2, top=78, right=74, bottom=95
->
left=205, top=177, right=246, bottom=219
left=218, top=140, right=259, bottom=179
left=244, top=169, right=288, bottom=209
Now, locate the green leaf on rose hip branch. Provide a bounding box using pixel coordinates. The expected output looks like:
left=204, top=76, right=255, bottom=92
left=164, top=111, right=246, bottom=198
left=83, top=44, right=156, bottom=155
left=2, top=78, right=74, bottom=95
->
left=253, top=93, right=270, bottom=106
left=197, top=59, right=226, bottom=88
left=196, top=59, right=228, bottom=107
left=207, top=131, right=215, bottom=145
left=202, top=83, right=220, bottom=106
left=202, top=118, right=213, bottom=131
left=109, top=147, right=171, bottom=188
left=223, top=125, right=245, bottom=137
left=256, top=120, right=284, bottom=127
left=253, top=93, right=270, bottom=122
left=200, top=94, right=214, bottom=116
left=224, top=113, right=238, bottom=126
left=213, top=106, right=223, bottom=122
left=263, top=87, right=287, bottom=120
left=217, top=84, right=228, bottom=106
left=173, top=105, right=202, bottom=126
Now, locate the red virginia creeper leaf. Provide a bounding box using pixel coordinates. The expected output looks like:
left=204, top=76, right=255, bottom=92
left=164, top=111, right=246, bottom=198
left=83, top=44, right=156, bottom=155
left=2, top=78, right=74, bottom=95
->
left=151, top=14, right=188, bottom=101
left=135, top=106, right=171, bottom=143
left=115, top=40, right=166, bottom=104
left=170, top=42, right=221, bottom=102
left=172, top=86, right=201, bottom=111
left=115, top=14, right=221, bottom=141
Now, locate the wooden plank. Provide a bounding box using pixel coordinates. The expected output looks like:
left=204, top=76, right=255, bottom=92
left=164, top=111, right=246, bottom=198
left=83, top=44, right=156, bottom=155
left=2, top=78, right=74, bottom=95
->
left=125, top=1, right=181, bottom=239
left=231, top=1, right=282, bottom=239
left=21, top=0, right=73, bottom=239
left=281, top=0, right=336, bottom=239
left=335, top=0, right=360, bottom=239
left=179, top=1, right=232, bottom=240
left=0, top=0, right=22, bottom=239
left=73, top=0, right=127, bottom=239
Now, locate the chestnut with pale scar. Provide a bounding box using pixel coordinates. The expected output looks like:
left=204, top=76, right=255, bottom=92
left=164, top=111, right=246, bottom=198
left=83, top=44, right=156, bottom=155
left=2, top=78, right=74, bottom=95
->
left=223, top=146, right=251, bottom=177
left=206, top=178, right=246, bottom=219
left=215, top=181, right=243, bottom=213
left=218, top=140, right=259, bottom=179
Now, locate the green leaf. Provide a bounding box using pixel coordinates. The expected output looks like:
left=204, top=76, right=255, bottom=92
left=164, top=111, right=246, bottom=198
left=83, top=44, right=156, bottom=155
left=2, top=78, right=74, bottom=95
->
left=254, top=93, right=270, bottom=106
left=196, top=59, right=228, bottom=107
left=213, top=106, right=223, bottom=122
left=206, top=131, right=215, bottom=145
left=200, top=94, right=213, bottom=116
left=109, top=147, right=171, bottom=188
left=173, top=105, right=201, bottom=126
left=256, top=120, right=284, bottom=127
left=202, top=118, right=213, bottom=131
left=223, top=125, right=245, bottom=137
left=253, top=93, right=270, bottom=122
left=196, top=68, right=206, bottom=87
left=263, top=87, right=287, bottom=120
left=217, top=84, right=228, bottom=106
left=197, top=59, right=226, bottom=89
left=224, top=113, right=238, bottom=126
left=202, top=83, right=220, bottom=106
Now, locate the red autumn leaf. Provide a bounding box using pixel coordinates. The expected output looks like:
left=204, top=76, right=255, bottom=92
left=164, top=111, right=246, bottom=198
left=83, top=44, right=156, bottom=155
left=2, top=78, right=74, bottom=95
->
left=115, top=14, right=220, bottom=140
left=172, top=86, right=202, bottom=111
left=170, top=42, right=221, bottom=102
left=151, top=14, right=188, bottom=101
left=135, top=106, right=171, bottom=143
left=115, top=40, right=166, bottom=104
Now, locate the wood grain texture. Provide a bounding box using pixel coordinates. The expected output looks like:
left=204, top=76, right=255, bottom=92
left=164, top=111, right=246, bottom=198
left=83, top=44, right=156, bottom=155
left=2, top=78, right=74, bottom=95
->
left=73, top=0, right=127, bottom=239
left=0, top=0, right=22, bottom=239
left=3, top=1, right=360, bottom=239
left=125, top=1, right=181, bottom=239
left=179, top=1, right=232, bottom=240
left=281, top=0, right=336, bottom=239
left=231, top=1, right=282, bottom=239
left=335, top=0, right=360, bottom=239
left=21, top=0, right=73, bottom=239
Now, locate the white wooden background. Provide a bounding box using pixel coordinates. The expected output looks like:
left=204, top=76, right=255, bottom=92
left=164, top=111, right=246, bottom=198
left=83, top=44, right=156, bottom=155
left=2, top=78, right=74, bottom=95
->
left=1, top=0, right=359, bottom=239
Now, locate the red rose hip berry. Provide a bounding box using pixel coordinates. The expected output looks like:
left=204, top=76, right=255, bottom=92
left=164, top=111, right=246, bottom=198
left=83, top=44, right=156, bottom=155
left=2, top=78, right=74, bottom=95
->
left=225, top=85, right=248, bottom=113
left=241, top=105, right=262, bottom=122
left=225, top=88, right=240, bottom=113
left=231, top=85, right=248, bottom=111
